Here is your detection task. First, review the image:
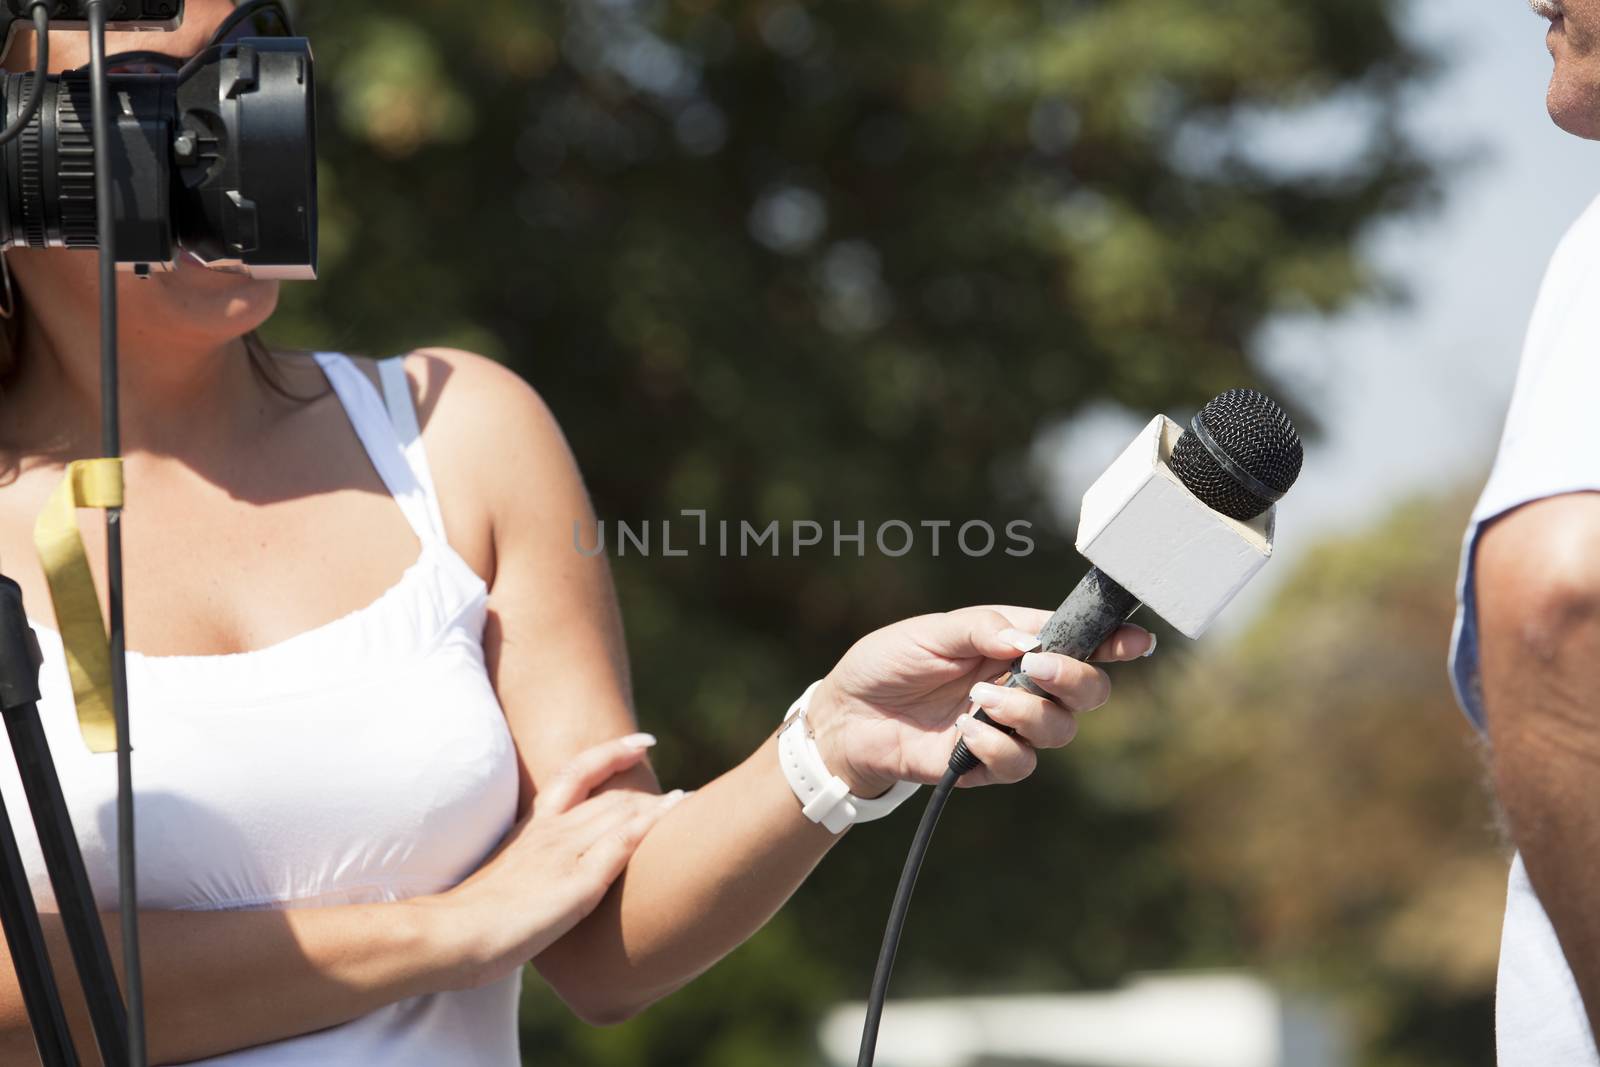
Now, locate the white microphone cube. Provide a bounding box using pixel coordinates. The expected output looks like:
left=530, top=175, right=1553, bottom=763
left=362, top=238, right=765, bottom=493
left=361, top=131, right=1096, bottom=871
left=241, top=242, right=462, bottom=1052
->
left=1075, top=415, right=1275, bottom=639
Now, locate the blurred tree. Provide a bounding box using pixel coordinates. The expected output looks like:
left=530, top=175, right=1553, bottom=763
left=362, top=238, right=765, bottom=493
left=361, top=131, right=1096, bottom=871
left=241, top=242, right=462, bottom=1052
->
left=265, top=1, right=1449, bottom=1064
left=1077, top=492, right=1504, bottom=1067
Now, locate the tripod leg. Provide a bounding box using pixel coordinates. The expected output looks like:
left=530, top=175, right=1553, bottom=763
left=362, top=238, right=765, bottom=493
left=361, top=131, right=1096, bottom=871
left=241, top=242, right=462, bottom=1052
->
left=7, top=707, right=128, bottom=1067
left=0, top=786, right=78, bottom=1067
left=0, top=579, right=126, bottom=1067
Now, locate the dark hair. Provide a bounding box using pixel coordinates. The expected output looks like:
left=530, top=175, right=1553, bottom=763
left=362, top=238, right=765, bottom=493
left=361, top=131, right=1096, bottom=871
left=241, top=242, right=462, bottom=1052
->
left=0, top=290, right=21, bottom=387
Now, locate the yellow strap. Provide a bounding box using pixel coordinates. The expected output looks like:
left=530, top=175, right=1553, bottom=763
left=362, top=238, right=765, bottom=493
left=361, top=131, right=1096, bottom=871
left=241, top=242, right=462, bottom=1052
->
left=33, top=459, right=124, bottom=754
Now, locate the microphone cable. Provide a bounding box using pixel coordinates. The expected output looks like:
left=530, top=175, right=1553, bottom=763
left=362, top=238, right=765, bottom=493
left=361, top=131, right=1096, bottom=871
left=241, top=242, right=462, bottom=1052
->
left=857, top=716, right=1006, bottom=1067
left=851, top=572, right=1137, bottom=1067
left=853, top=585, right=1130, bottom=1067
left=854, top=763, right=961, bottom=1067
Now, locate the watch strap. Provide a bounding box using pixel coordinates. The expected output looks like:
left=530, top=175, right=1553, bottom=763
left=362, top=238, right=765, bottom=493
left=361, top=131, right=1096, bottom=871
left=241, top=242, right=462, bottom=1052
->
left=778, top=681, right=921, bottom=834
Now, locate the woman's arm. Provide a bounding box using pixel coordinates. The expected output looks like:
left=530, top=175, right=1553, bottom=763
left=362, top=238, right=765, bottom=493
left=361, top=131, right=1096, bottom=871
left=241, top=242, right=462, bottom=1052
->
left=529, top=622, right=1147, bottom=1024
left=534, top=732, right=835, bottom=1023
left=0, top=901, right=449, bottom=1065
left=414, top=349, right=1150, bottom=1024
left=415, top=348, right=856, bottom=1022
left=0, top=730, right=676, bottom=1064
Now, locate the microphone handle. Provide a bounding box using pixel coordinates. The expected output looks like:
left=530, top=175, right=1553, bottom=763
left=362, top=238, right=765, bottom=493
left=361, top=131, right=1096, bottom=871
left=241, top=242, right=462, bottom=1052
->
left=949, top=567, right=1141, bottom=776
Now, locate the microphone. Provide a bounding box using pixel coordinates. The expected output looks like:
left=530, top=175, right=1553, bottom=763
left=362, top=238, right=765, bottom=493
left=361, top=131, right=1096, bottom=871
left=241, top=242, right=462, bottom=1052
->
left=949, top=388, right=1304, bottom=775
left=855, top=389, right=1303, bottom=1067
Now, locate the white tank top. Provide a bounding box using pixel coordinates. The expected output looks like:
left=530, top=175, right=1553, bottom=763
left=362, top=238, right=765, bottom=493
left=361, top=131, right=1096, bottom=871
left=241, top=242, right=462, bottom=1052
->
left=0, top=352, right=524, bottom=1064
left=1451, top=194, right=1600, bottom=1066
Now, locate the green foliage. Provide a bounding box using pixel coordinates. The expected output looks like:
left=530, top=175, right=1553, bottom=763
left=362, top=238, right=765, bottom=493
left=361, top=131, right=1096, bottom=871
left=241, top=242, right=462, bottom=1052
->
left=267, top=1, right=1458, bottom=1063
left=1079, top=493, right=1504, bottom=1066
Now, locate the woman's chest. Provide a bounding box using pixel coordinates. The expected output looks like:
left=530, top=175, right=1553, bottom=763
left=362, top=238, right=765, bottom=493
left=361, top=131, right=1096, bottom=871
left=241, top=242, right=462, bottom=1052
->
left=2, top=621, right=520, bottom=911
left=0, top=435, right=494, bottom=660
left=1, top=483, right=427, bottom=666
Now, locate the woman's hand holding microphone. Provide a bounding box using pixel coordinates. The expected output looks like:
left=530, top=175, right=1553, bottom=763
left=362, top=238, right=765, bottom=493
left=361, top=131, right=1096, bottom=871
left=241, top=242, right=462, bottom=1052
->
left=804, top=605, right=1155, bottom=794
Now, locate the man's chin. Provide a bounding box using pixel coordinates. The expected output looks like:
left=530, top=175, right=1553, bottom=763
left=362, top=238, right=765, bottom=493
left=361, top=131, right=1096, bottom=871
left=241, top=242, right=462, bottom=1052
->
left=1547, top=99, right=1600, bottom=140
left=1547, top=71, right=1600, bottom=140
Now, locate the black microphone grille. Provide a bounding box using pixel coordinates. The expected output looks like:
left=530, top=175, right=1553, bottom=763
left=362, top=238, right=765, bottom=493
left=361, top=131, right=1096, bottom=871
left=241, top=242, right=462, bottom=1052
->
left=1168, top=388, right=1304, bottom=522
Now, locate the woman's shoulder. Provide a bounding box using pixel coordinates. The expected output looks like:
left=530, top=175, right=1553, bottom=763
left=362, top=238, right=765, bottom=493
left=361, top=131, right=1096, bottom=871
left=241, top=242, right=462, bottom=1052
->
left=382, top=348, right=568, bottom=471
left=390, top=347, right=552, bottom=424
left=363, top=347, right=581, bottom=588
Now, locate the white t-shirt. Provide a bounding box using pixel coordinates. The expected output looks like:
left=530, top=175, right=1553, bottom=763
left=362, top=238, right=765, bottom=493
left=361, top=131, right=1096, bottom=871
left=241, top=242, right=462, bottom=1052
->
left=1450, top=192, right=1600, bottom=1066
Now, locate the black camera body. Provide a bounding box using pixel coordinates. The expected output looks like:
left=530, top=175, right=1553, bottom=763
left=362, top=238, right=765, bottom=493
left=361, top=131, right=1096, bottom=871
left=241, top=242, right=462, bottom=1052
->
left=0, top=0, right=317, bottom=279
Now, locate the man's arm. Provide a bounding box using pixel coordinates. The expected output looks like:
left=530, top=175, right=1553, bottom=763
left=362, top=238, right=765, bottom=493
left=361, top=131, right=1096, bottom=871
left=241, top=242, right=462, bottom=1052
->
left=1476, top=491, right=1600, bottom=1045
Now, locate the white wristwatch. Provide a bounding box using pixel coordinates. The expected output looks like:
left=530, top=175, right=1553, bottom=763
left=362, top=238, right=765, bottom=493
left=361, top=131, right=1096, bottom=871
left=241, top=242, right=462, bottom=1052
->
left=778, top=680, right=921, bottom=834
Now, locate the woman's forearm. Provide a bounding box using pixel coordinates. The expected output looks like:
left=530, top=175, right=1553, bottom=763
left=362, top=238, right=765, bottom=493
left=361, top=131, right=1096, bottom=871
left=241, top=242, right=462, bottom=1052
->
left=531, top=728, right=845, bottom=1024
left=0, top=901, right=454, bottom=1065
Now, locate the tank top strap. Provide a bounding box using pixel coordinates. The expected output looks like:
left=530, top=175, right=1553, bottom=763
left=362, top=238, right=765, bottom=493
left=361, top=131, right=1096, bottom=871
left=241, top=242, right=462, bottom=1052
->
left=377, top=355, right=449, bottom=542
left=314, top=352, right=446, bottom=547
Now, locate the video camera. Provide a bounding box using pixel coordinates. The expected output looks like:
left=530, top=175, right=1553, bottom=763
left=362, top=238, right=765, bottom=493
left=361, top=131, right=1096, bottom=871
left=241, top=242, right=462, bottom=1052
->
left=0, top=0, right=316, bottom=278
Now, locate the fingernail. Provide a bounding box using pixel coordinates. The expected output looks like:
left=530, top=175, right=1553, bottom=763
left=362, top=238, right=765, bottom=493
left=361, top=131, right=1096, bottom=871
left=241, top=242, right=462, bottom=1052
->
left=662, top=788, right=687, bottom=806
left=969, top=682, right=1006, bottom=708
left=622, top=733, right=658, bottom=749
left=999, top=628, right=1041, bottom=653
left=956, top=713, right=981, bottom=739
left=1141, top=633, right=1158, bottom=658
left=1019, top=651, right=1059, bottom=682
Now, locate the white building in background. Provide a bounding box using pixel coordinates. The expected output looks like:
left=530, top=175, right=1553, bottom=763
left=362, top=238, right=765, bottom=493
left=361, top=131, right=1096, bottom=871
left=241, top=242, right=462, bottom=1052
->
left=817, top=972, right=1348, bottom=1067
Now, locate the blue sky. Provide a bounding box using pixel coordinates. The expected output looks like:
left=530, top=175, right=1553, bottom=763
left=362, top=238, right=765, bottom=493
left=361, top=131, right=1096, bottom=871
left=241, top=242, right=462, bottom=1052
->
left=1276, top=0, right=1597, bottom=525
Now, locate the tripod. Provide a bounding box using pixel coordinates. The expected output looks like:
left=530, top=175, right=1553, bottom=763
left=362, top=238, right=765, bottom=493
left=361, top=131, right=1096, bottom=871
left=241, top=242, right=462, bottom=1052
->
left=0, top=2, right=158, bottom=1063
left=0, top=576, right=128, bottom=1066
